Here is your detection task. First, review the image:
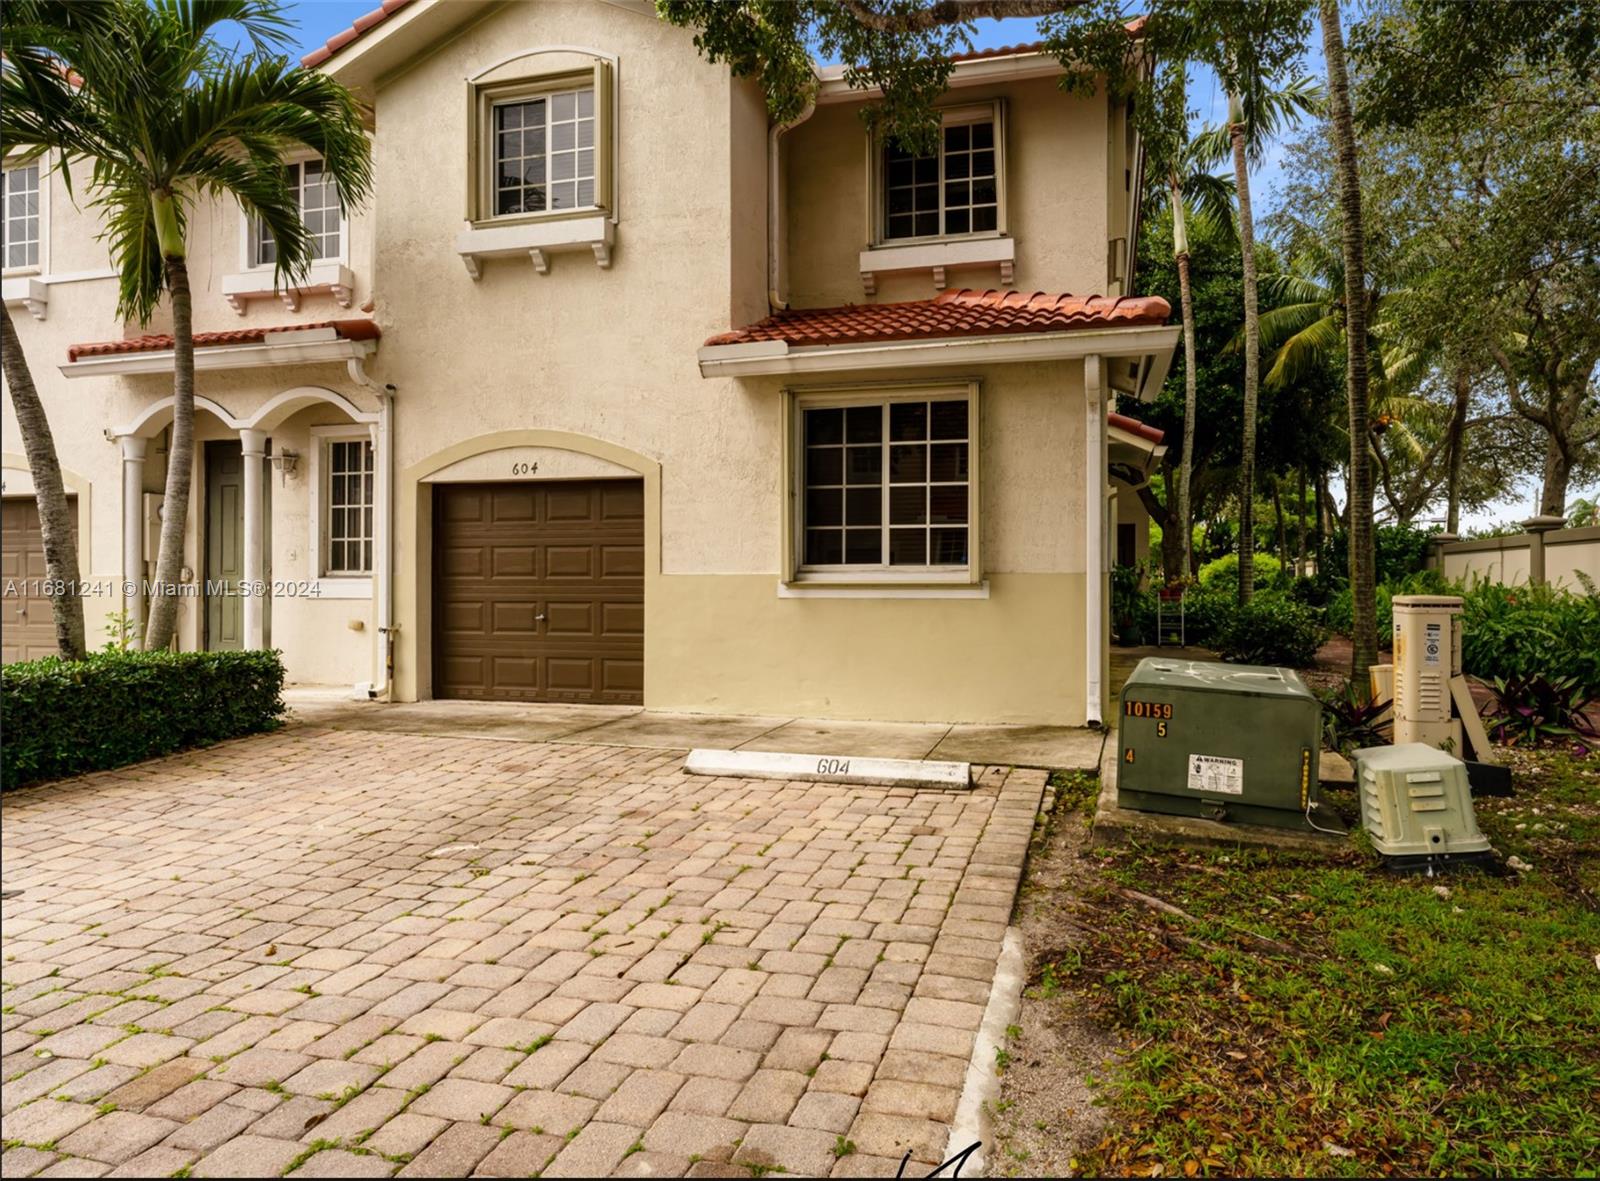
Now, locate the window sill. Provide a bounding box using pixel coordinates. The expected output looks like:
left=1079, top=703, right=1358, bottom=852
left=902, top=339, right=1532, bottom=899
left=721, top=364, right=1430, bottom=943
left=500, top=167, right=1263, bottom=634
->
left=221, top=260, right=355, bottom=316
left=309, top=577, right=372, bottom=600
left=456, top=214, right=614, bottom=278
left=858, top=236, right=1014, bottom=296
left=1, top=276, right=47, bottom=321
left=779, top=578, right=989, bottom=600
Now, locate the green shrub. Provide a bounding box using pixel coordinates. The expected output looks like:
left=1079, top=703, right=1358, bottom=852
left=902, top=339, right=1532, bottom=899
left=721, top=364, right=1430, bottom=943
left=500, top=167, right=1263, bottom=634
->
left=1196, top=551, right=1283, bottom=592
left=2, top=650, right=285, bottom=790
left=1461, top=579, right=1600, bottom=700
left=1213, top=592, right=1327, bottom=667
left=1112, top=566, right=1157, bottom=646
left=1325, top=570, right=1451, bottom=641
left=1181, top=583, right=1238, bottom=647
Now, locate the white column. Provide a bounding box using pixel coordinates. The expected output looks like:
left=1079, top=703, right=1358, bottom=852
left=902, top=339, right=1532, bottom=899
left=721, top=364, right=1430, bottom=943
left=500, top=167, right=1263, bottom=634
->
left=372, top=389, right=394, bottom=695
left=1084, top=355, right=1106, bottom=727
left=119, top=435, right=147, bottom=639
left=240, top=428, right=267, bottom=650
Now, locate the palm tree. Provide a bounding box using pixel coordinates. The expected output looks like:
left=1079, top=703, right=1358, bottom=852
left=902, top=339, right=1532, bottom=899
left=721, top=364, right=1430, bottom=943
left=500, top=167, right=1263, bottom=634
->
left=1163, top=137, right=1236, bottom=581
left=1318, top=0, right=1378, bottom=679
left=1, top=0, right=372, bottom=651
left=1199, top=74, right=1322, bottom=604
left=0, top=1, right=119, bottom=661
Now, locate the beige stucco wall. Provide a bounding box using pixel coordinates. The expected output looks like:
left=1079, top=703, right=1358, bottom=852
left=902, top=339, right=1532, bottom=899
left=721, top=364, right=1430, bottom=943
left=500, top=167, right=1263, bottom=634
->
left=7, top=2, right=1121, bottom=725
left=785, top=75, right=1111, bottom=307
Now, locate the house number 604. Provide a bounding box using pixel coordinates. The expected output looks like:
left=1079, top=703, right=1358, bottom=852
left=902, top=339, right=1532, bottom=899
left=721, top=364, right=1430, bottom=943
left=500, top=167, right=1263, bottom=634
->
left=510, top=461, right=539, bottom=476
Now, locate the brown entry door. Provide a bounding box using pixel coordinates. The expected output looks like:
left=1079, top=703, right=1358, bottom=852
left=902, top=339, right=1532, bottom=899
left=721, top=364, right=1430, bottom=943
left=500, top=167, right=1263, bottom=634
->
left=432, top=480, right=644, bottom=703
left=1, top=496, right=76, bottom=664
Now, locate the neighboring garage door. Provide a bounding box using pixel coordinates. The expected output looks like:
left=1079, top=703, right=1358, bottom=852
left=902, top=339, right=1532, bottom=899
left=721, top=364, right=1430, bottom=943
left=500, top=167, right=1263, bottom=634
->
left=1, top=496, right=75, bottom=664
left=433, top=479, right=644, bottom=703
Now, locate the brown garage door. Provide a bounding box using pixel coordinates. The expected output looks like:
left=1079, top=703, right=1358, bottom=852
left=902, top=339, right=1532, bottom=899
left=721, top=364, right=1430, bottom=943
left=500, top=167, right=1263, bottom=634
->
left=1, top=496, right=75, bottom=664
left=433, top=480, right=644, bottom=703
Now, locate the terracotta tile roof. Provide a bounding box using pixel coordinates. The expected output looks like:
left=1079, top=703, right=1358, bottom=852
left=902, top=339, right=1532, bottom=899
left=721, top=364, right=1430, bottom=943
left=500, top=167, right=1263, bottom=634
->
left=300, top=0, right=415, bottom=69
left=703, top=288, right=1170, bottom=349
left=68, top=319, right=381, bottom=362
left=1108, top=411, right=1164, bottom=445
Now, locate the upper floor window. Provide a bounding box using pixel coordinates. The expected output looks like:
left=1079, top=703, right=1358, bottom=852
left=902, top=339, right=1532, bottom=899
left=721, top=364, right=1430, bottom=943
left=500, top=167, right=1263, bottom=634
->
left=876, top=102, right=1006, bottom=244
left=470, top=61, right=613, bottom=225
left=3, top=163, right=41, bottom=270
left=494, top=87, right=596, bottom=215
left=251, top=159, right=342, bottom=268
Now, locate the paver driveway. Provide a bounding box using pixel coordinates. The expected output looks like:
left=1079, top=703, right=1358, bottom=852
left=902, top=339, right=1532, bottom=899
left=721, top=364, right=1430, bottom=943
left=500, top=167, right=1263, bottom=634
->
left=1, top=726, right=1043, bottom=1178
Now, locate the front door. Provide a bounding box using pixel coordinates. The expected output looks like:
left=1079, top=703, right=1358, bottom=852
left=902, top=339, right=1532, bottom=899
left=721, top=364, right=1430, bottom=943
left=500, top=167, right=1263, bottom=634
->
left=1, top=495, right=76, bottom=663
left=204, top=440, right=244, bottom=650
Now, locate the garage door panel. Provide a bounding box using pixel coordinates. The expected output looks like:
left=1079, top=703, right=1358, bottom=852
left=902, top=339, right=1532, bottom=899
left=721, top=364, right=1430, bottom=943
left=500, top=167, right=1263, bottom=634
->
left=603, top=658, right=644, bottom=694
left=491, top=545, right=537, bottom=577
left=545, top=601, right=595, bottom=636
left=492, top=601, right=541, bottom=633
left=601, top=602, right=644, bottom=636
left=433, top=480, right=643, bottom=704
left=600, top=544, right=645, bottom=579
left=545, top=546, right=595, bottom=578
left=2, top=497, right=77, bottom=664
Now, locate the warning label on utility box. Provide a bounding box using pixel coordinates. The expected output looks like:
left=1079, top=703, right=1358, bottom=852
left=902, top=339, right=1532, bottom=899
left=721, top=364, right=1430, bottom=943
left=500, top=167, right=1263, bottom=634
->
left=1187, top=754, right=1244, bottom=795
left=1424, top=621, right=1442, bottom=665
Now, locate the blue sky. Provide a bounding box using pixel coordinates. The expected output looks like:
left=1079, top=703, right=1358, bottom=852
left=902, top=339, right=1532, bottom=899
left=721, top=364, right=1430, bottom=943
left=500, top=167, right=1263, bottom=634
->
left=278, top=2, right=1567, bottom=527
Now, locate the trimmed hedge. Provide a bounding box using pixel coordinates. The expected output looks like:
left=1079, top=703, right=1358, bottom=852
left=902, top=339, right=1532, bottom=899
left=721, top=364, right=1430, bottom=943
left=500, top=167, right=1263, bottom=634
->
left=1212, top=592, right=1327, bottom=667
left=2, top=650, right=285, bottom=790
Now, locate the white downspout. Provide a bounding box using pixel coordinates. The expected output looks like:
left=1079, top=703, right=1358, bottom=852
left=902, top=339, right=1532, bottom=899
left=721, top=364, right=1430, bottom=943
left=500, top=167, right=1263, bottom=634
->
left=768, top=91, right=817, bottom=311
left=1085, top=355, right=1106, bottom=727
left=348, top=356, right=395, bottom=700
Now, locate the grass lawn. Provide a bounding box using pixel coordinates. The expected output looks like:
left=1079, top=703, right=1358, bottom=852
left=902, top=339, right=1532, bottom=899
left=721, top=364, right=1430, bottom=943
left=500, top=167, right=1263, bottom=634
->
left=993, top=747, right=1599, bottom=1177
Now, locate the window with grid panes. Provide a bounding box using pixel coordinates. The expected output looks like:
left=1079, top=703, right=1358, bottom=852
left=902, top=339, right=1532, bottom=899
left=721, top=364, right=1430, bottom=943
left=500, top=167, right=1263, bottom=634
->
left=252, top=159, right=341, bottom=266
left=3, top=164, right=41, bottom=270
left=882, top=115, right=998, bottom=240
left=802, top=398, right=971, bottom=570
left=493, top=87, right=595, bottom=216
left=324, top=438, right=373, bottom=576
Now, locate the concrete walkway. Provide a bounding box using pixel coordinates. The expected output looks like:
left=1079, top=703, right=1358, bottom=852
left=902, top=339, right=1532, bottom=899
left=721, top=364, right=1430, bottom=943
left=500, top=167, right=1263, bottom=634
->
left=1, top=726, right=1046, bottom=1178
left=285, top=689, right=1107, bottom=773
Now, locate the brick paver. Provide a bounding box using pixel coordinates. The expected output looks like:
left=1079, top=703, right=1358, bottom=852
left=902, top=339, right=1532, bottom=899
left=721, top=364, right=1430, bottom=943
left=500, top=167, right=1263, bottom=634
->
left=0, top=727, right=1044, bottom=1175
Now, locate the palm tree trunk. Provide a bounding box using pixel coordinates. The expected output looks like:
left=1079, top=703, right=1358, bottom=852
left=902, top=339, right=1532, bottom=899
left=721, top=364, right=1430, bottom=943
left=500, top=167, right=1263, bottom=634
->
left=1445, top=366, right=1469, bottom=532
left=1320, top=0, right=1378, bottom=680
left=1272, top=474, right=1288, bottom=575
left=1295, top=465, right=1308, bottom=578
left=1172, top=182, right=1200, bottom=586
left=143, top=257, right=195, bottom=651
left=1228, top=94, right=1259, bottom=606
left=1, top=300, right=87, bottom=660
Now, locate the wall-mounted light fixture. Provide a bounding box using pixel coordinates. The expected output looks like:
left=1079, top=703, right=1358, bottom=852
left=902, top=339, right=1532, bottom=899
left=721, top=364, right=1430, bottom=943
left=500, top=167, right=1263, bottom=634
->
left=270, top=449, right=299, bottom=485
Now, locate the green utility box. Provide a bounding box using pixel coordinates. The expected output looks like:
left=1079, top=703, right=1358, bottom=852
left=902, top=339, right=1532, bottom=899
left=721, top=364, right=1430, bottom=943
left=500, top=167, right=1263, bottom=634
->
left=1117, top=658, right=1341, bottom=832
left=1352, top=743, right=1492, bottom=869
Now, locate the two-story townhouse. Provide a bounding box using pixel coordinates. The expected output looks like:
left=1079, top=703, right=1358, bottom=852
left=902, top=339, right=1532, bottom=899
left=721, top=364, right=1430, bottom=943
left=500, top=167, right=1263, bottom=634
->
left=2, top=0, right=1176, bottom=726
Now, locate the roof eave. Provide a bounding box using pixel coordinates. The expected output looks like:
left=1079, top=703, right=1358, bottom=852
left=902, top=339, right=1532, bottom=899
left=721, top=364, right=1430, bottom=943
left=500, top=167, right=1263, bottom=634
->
left=62, top=337, right=377, bottom=379
left=697, top=323, right=1179, bottom=380
left=815, top=51, right=1065, bottom=104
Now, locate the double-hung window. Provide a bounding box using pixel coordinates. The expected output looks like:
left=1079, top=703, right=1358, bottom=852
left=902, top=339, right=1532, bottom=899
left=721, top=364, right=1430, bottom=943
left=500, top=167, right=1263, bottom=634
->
left=3, top=163, right=41, bottom=270
left=251, top=159, right=341, bottom=267
left=796, top=387, right=977, bottom=579
left=879, top=103, right=1004, bottom=242
left=323, top=437, right=374, bottom=576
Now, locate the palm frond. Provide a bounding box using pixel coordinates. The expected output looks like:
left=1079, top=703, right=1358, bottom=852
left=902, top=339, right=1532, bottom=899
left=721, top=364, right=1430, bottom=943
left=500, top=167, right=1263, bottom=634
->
left=1265, top=315, right=1343, bottom=388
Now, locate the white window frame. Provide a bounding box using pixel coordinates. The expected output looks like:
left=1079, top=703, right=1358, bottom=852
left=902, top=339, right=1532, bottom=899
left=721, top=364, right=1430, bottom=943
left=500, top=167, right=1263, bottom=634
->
left=785, top=381, right=981, bottom=587
left=308, top=424, right=375, bottom=598
left=240, top=154, right=348, bottom=273
left=869, top=101, right=1007, bottom=247
left=2, top=155, right=47, bottom=277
